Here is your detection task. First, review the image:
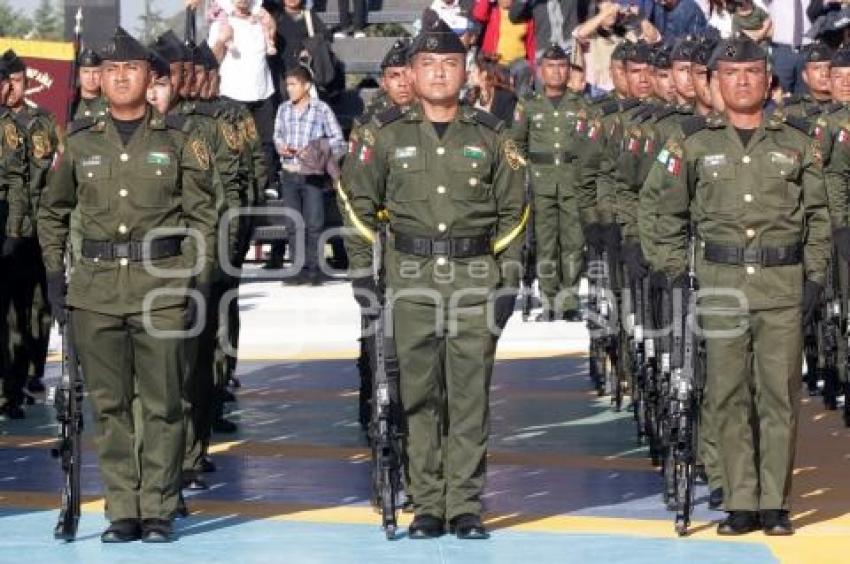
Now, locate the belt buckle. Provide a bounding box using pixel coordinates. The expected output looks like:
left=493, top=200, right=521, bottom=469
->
left=742, top=248, right=760, bottom=265
left=432, top=240, right=450, bottom=257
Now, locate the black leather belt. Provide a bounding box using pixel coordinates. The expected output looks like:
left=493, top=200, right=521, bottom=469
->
left=82, top=237, right=183, bottom=261
left=703, top=243, right=803, bottom=267
left=393, top=232, right=491, bottom=258
left=529, top=151, right=575, bottom=165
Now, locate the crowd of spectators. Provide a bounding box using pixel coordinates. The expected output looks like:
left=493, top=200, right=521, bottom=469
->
left=196, top=0, right=845, bottom=275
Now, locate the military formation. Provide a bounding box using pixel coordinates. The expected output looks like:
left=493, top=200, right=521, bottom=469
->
left=339, top=18, right=850, bottom=539
left=1, top=10, right=849, bottom=545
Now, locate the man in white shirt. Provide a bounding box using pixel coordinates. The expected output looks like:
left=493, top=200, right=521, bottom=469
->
left=763, top=0, right=811, bottom=94
left=209, top=0, right=278, bottom=183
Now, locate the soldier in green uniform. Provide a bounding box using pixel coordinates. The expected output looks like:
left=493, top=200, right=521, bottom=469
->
left=72, top=47, right=108, bottom=121
left=0, top=61, right=28, bottom=420
left=1, top=49, right=60, bottom=397
left=341, top=18, right=526, bottom=538
left=647, top=37, right=830, bottom=536
left=510, top=44, right=598, bottom=321
left=783, top=43, right=834, bottom=123
left=152, top=31, right=242, bottom=491
left=341, top=39, right=416, bottom=430
left=37, top=27, right=217, bottom=542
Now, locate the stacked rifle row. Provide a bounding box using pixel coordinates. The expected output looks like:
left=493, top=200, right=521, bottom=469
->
left=582, top=235, right=703, bottom=536
left=804, top=255, right=850, bottom=426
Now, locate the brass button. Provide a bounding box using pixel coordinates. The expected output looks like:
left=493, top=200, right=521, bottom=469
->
left=554, top=142, right=561, bottom=149
left=436, top=257, right=447, bottom=266
left=746, top=228, right=755, bottom=238
left=535, top=171, right=540, bottom=177
left=742, top=155, right=751, bottom=164
left=746, top=265, right=755, bottom=275
left=744, top=194, right=753, bottom=202
left=469, top=178, right=478, bottom=186
left=438, top=223, right=447, bottom=232
left=554, top=159, right=560, bottom=166
left=119, top=258, right=129, bottom=267
left=84, top=110, right=91, bottom=117
left=156, top=169, right=162, bottom=176
left=712, top=172, right=718, bottom=178
left=120, top=153, right=129, bottom=162
left=118, top=224, right=127, bottom=234
left=93, top=257, right=99, bottom=263
left=87, top=172, right=94, bottom=178
left=437, top=185, right=446, bottom=194
left=436, top=147, right=445, bottom=155
left=554, top=127, right=560, bottom=132
left=402, top=163, right=408, bottom=169
left=553, top=112, right=559, bottom=117
left=471, top=163, right=478, bottom=169
left=119, top=189, right=128, bottom=197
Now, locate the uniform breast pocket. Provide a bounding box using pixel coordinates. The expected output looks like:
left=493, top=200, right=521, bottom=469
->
left=388, top=156, right=427, bottom=202
left=74, top=160, right=111, bottom=211
left=448, top=154, right=491, bottom=201
left=130, top=163, right=178, bottom=208
left=698, top=161, right=737, bottom=213
left=761, top=152, right=802, bottom=209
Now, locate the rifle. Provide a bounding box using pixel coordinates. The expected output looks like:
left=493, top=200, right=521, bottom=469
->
left=369, top=223, right=404, bottom=540
left=66, top=8, right=83, bottom=124
left=587, top=248, right=619, bottom=398
left=667, top=231, right=701, bottom=536
left=51, top=314, right=83, bottom=541
left=520, top=178, right=536, bottom=321
left=820, top=256, right=841, bottom=410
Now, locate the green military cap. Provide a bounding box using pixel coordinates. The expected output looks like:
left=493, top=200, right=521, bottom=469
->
left=611, top=42, right=629, bottom=61
left=198, top=41, right=219, bottom=71
left=381, top=38, right=410, bottom=70
left=1, top=49, right=25, bottom=74
left=625, top=40, right=653, bottom=64
left=831, top=45, right=850, bottom=68
left=149, top=50, right=171, bottom=78
left=100, top=27, right=150, bottom=62
left=670, top=36, right=697, bottom=62
left=0, top=60, right=8, bottom=81
left=540, top=43, right=570, bottom=61
left=78, top=47, right=102, bottom=67
left=802, top=42, right=833, bottom=64
left=650, top=43, right=673, bottom=69
left=152, top=30, right=189, bottom=63
left=409, top=16, right=467, bottom=56
left=708, top=36, right=767, bottom=70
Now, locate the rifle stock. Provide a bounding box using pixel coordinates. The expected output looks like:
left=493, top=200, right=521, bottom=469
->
left=52, top=315, right=82, bottom=541
left=370, top=224, right=403, bottom=540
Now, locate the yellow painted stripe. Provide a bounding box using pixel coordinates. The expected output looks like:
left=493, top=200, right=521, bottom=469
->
left=493, top=204, right=530, bottom=254
left=0, top=38, right=75, bottom=61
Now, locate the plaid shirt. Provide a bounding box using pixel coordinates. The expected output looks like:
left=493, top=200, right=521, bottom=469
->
left=273, top=97, right=346, bottom=167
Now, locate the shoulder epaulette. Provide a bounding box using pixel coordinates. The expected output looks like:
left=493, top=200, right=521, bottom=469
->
left=680, top=115, right=707, bottom=138
left=164, top=114, right=188, bottom=131
left=587, top=92, right=609, bottom=105
left=634, top=105, right=655, bottom=122
left=653, top=106, right=676, bottom=123
left=472, top=108, right=504, bottom=132
left=12, top=111, right=32, bottom=130
left=67, top=117, right=95, bottom=135
left=374, top=105, right=405, bottom=128
left=621, top=98, right=640, bottom=113
left=600, top=99, right=620, bottom=116
left=784, top=114, right=812, bottom=135
left=826, top=102, right=844, bottom=114
left=195, top=102, right=219, bottom=117
left=783, top=94, right=802, bottom=106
